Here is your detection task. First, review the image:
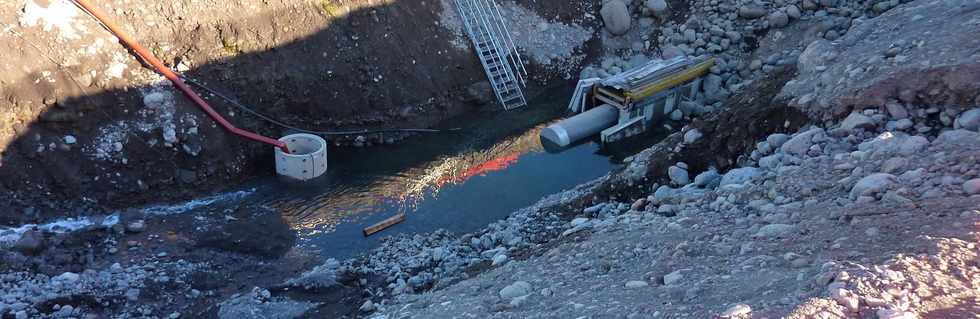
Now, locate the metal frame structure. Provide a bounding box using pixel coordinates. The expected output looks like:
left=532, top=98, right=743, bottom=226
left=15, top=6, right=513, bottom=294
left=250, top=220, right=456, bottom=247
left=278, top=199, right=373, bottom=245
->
left=455, top=0, right=528, bottom=110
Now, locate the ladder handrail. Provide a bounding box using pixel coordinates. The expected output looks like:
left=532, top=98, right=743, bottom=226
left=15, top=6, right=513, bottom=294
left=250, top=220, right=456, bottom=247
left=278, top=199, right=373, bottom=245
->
left=454, top=0, right=527, bottom=110
left=487, top=0, right=528, bottom=81
left=475, top=0, right=525, bottom=87
left=455, top=0, right=506, bottom=106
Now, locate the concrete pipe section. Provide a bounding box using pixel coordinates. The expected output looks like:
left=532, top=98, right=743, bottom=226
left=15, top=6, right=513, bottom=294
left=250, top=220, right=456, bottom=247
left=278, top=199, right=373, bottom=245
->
left=540, top=104, right=619, bottom=151
left=275, top=133, right=328, bottom=181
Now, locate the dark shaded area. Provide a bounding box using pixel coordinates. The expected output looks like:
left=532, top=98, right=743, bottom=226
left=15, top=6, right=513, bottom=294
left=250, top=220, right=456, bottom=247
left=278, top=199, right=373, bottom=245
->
left=194, top=205, right=297, bottom=259
left=0, top=0, right=598, bottom=227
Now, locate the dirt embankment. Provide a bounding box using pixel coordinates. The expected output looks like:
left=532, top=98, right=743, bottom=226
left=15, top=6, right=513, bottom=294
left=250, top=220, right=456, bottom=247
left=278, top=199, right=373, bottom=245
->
left=0, top=0, right=597, bottom=225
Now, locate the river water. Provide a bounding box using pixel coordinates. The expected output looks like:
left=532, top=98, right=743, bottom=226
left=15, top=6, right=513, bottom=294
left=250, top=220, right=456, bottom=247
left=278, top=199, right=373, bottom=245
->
left=243, top=88, right=634, bottom=259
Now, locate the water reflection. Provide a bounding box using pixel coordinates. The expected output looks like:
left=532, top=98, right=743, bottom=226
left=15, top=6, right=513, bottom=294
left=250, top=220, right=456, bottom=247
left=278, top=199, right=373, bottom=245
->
left=261, top=122, right=550, bottom=237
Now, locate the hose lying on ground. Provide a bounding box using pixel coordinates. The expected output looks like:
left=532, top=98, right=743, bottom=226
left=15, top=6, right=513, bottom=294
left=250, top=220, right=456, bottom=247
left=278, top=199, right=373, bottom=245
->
left=180, top=76, right=462, bottom=137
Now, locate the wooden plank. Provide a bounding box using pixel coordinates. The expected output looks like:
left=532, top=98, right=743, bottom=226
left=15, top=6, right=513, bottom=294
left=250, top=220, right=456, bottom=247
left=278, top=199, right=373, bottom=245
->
left=363, top=213, right=406, bottom=237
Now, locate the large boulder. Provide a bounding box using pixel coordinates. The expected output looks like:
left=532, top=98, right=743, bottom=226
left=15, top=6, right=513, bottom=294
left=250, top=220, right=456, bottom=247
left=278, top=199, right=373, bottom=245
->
left=644, top=0, right=668, bottom=17
left=956, top=109, right=980, bottom=131
left=601, top=0, right=632, bottom=36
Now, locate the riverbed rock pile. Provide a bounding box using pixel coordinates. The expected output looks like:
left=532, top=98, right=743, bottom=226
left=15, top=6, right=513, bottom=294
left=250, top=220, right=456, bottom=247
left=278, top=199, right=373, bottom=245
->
left=0, top=260, right=203, bottom=318
left=585, top=0, right=918, bottom=125
left=368, top=85, right=980, bottom=319
left=780, top=0, right=980, bottom=121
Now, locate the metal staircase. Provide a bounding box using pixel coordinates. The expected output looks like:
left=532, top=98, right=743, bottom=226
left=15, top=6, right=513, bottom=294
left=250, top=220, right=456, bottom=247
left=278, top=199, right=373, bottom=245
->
left=454, top=0, right=528, bottom=110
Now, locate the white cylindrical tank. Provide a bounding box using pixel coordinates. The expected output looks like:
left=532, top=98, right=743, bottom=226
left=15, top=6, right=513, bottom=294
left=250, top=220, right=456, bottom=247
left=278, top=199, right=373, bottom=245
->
left=540, top=104, right=619, bottom=149
left=275, top=133, right=328, bottom=181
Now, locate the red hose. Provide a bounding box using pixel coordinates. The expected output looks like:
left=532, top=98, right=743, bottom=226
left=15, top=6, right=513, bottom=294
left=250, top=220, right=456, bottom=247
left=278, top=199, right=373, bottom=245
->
left=70, top=0, right=289, bottom=153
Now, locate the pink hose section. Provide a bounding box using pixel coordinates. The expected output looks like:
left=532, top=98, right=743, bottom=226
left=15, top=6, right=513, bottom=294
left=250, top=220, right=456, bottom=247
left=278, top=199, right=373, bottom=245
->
left=71, top=0, right=290, bottom=153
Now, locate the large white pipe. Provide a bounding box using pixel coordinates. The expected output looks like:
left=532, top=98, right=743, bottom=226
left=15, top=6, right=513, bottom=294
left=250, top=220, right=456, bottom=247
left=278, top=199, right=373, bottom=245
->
left=275, top=133, right=328, bottom=181
left=540, top=104, right=619, bottom=149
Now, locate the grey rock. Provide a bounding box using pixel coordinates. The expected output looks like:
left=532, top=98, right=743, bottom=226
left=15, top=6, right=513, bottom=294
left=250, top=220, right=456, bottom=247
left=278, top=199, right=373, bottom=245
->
left=753, top=224, right=795, bottom=238
left=683, top=129, right=703, bottom=144
left=644, top=0, right=668, bottom=16
left=499, top=281, right=532, bottom=299
left=359, top=300, right=375, bottom=312
left=625, top=280, right=649, bottom=288
left=738, top=5, right=768, bottom=19
left=663, top=270, right=685, bottom=285
left=720, top=167, right=761, bottom=186
left=840, top=112, right=875, bottom=131
left=963, top=179, right=980, bottom=195
left=693, top=169, right=721, bottom=188
left=126, top=220, right=146, bottom=233
left=767, top=133, right=790, bottom=148
left=768, top=11, right=789, bottom=28
left=850, top=173, right=897, bottom=199
left=933, top=129, right=979, bottom=146
left=798, top=40, right=832, bottom=74
left=12, top=229, right=44, bottom=255
left=894, top=119, right=914, bottom=130
left=785, top=5, right=801, bottom=19
left=880, top=157, right=907, bottom=173
left=670, top=109, right=684, bottom=121
left=780, top=128, right=825, bottom=156
left=600, top=0, right=631, bottom=36
left=885, top=101, right=908, bottom=119
left=218, top=293, right=316, bottom=319
left=956, top=109, right=980, bottom=132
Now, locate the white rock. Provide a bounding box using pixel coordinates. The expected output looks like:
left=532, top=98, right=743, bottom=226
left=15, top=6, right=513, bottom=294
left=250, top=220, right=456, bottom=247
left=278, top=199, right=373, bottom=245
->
left=499, top=281, right=532, bottom=299
left=625, top=280, right=649, bottom=288
left=720, top=304, right=752, bottom=318
left=63, top=135, right=77, bottom=145
left=570, top=217, right=590, bottom=227
left=963, top=179, right=980, bottom=195
left=492, top=253, right=509, bottom=266
left=850, top=173, right=897, bottom=199
left=600, top=0, right=631, bottom=36
left=359, top=300, right=375, bottom=312
left=876, top=308, right=918, bottom=319
left=683, top=129, right=703, bottom=144
left=54, top=272, right=80, bottom=283
left=668, top=165, right=690, bottom=186
left=644, top=0, right=668, bottom=16
left=830, top=288, right=859, bottom=311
